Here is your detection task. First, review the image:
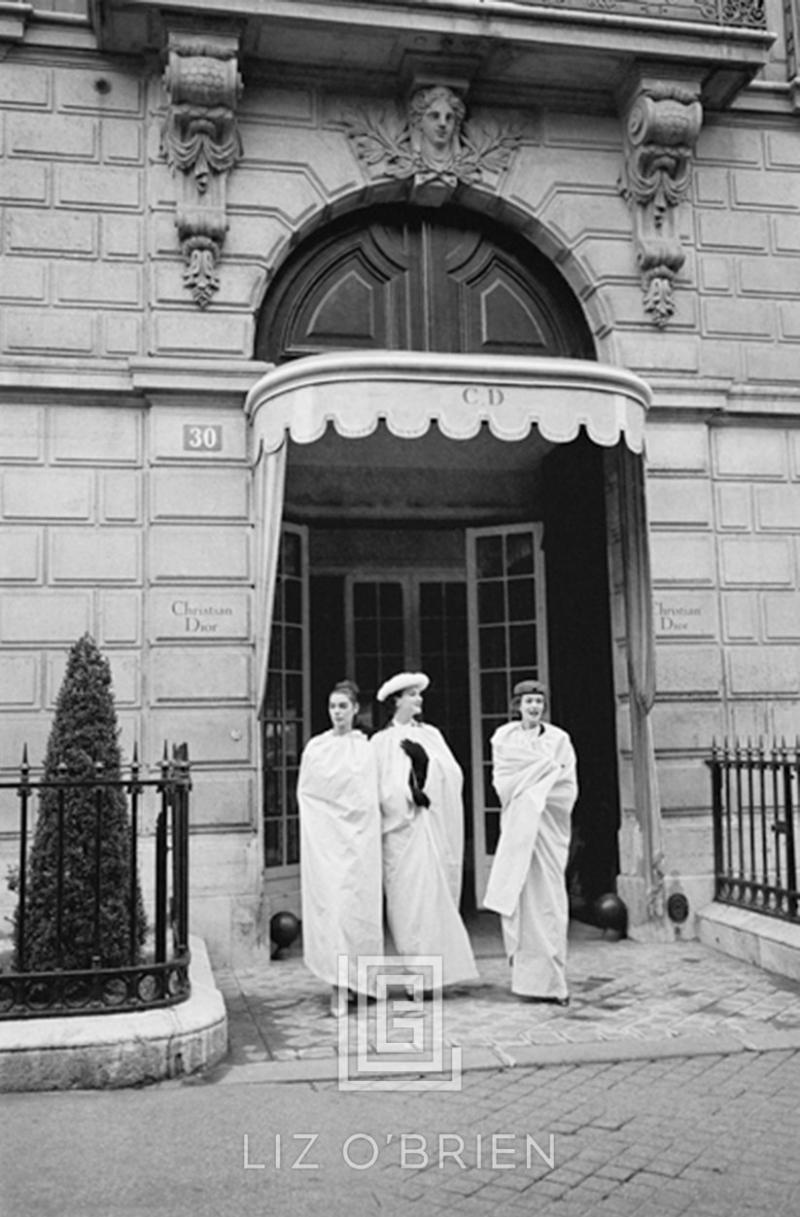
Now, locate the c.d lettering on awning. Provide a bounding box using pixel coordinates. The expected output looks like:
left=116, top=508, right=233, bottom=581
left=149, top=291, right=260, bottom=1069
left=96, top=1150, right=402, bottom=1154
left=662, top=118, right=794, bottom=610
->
left=245, top=351, right=650, bottom=455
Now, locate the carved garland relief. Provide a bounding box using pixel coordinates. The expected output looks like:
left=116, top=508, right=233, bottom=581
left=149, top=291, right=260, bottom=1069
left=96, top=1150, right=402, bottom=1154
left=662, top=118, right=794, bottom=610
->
left=161, top=32, right=243, bottom=309
left=619, top=81, right=703, bottom=328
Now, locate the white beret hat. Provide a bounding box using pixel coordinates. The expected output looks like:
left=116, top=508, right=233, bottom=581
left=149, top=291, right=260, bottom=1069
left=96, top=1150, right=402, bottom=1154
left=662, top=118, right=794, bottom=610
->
left=376, top=671, right=430, bottom=703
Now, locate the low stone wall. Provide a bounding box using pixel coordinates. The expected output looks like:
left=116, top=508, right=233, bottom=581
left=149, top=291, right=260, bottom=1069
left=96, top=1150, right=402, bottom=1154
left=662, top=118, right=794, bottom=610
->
left=0, top=936, right=227, bottom=1092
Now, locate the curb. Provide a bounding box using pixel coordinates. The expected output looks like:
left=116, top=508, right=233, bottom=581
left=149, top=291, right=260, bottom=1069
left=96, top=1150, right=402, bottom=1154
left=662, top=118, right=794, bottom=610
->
left=0, top=936, right=227, bottom=1092
left=207, top=1027, right=800, bottom=1087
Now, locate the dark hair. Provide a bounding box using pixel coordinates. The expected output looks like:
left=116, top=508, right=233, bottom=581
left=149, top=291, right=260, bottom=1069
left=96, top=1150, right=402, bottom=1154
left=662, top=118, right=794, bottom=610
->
left=330, top=680, right=359, bottom=707
left=380, top=687, right=425, bottom=730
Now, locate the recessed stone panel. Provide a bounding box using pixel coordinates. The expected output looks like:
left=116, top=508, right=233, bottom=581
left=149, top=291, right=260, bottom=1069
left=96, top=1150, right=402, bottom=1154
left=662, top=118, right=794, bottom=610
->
left=653, top=591, right=718, bottom=639
left=150, top=647, right=251, bottom=703
left=714, top=427, right=787, bottom=479
left=0, top=592, right=91, bottom=642
left=0, top=528, right=42, bottom=581
left=715, top=484, right=752, bottom=531
left=701, top=298, right=774, bottom=339
left=729, top=701, right=773, bottom=742
left=108, top=651, right=141, bottom=706
left=8, top=112, right=98, bottom=159
left=6, top=309, right=95, bottom=355
left=728, top=647, right=800, bottom=695
left=0, top=716, right=51, bottom=772
left=150, top=408, right=248, bottom=463
left=655, top=762, right=710, bottom=813
left=149, top=527, right=250, bottom=582
left=0, top=654, right=39, bottom=707
left=656, top=645, right=722, bottom=695
left=762, top=594, right=800, bottom=641
left=152, top=312, right=251, bottom=357
left=0, top=63, right=50, bottom=108
left=189, top=773, right=254, bottom=827
left=3, top=469, right=93, bottom=519
left=55, top=262, right=142, bottom=306
left=651, top=702, right=725, bottom=752
left=697, top=213, right=768, bottom=251
left=755, top=484, right=800, bottom=531
left=643, top=424, right=708, bottom=473
left=150, top=468, right=249, bottom=520
left=0, top=257, right=48, bottom=299
left=147, top=709, right=253, bottom=765
left=7, top=211, right=96, bottom=256
left=102, top=471, right=140, bottom=522
left=51, top=406, right=141, bottom=464
left=647, top=479, right=712, bottom=528
left=149, top=591, right=251, bottom=640
left=720, top=538, right=793, bottom=586
left=650, top=534, right=716, bottom=584
left=772, top=215, right=800, bottom=255
left=56, top=71, right=143, bottom=116
left=721, top=592, right=758, bottom=641
left=0, top=407, right=44, bottom=462
left=49, top=528, right=141, bottom=583
left=99, top=591, right=142, bottom=645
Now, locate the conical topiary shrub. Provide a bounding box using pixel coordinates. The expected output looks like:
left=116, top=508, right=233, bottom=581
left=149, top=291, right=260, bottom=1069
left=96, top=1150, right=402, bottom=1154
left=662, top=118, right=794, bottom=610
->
left=17, top=633, right=146, bottom=972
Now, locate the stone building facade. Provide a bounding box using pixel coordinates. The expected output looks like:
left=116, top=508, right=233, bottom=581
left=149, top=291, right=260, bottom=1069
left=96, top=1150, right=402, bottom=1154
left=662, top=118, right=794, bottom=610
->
left=1, top=1, right=798, bottom=965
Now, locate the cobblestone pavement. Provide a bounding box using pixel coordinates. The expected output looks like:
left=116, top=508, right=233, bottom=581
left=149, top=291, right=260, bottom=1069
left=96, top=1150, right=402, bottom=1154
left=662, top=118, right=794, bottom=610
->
left=4, top=1034, right=800, bottom=1216
left=4, top=922, right=800, bottom=1216
left=216, top=917, right=800, bottom=1077
left=303, top=1048, right=800, bottom=1217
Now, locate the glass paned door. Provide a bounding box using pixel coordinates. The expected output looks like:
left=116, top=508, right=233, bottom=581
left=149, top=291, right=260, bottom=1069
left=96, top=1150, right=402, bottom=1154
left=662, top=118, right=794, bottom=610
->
left=350, top=579, right=406, bottom=732
left=466, top=524, right=547, bottom=902
left=262, top=524, right=309, bottom=871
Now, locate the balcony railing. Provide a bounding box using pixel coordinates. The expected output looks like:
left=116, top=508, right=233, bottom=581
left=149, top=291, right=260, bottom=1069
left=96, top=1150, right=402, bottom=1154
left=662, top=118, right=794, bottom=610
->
left=414, top=1, right=767, bottom=30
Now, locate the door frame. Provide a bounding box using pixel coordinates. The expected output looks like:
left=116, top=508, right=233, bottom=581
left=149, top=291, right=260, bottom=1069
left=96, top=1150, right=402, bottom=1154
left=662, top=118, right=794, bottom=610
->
left=466, top=522, right=549, bottom=903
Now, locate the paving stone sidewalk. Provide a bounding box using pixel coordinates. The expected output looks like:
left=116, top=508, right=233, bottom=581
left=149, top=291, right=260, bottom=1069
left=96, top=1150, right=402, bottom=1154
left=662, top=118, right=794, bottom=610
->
left=214, top=917, right=800, bottom=1078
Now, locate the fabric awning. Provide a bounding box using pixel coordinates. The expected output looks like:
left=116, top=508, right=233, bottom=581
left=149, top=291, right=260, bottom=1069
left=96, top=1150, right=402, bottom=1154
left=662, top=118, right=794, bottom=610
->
left=245, top=351, right=651, bottom=455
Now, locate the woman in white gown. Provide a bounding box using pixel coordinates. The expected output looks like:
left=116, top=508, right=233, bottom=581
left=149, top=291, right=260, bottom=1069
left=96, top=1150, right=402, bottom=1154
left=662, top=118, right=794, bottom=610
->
left=483, top=679, right=578, bottom=1004
left=370, top=672, right=478, bottom=990
left=298, top=680, right=383, bottom=1017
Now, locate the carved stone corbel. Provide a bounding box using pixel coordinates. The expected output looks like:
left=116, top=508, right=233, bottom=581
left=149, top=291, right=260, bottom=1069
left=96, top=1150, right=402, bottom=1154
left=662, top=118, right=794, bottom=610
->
left=618, top=77, right=703, bottom=328
left=161, top=30, right=243, bottom=308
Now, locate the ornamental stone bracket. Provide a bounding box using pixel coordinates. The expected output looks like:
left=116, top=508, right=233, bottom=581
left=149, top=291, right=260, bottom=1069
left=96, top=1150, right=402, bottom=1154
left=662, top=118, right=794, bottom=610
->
left=161, top=29, right=243, bottom=309
left=618, top=74, right=703, bottom=329
left=343, top=83, right=521, bottom=208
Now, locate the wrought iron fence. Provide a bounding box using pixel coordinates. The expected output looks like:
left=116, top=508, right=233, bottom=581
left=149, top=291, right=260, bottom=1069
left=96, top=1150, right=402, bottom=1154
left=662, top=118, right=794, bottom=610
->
left=707, top=739, right=800, bottom=923
left=0, top=745, right=191, bottom=1019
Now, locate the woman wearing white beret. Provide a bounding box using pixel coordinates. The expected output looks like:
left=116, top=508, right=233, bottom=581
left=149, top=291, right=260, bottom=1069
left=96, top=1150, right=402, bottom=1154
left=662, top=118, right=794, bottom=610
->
left=370, top=672, right=478, bottom=989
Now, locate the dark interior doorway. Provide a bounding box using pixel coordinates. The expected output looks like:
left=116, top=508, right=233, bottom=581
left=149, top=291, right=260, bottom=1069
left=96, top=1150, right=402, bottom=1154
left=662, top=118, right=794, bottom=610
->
left=543, top=436, right=621, bottom=912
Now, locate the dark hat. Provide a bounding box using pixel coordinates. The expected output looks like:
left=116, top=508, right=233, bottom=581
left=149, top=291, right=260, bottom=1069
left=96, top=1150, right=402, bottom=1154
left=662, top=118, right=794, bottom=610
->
left=513, top=679, right=548, bottom=697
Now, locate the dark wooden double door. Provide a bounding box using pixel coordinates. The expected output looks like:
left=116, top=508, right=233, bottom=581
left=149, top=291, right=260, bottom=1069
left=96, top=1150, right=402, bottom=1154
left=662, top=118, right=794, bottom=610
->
left=257, top=205, right=593, bottom=360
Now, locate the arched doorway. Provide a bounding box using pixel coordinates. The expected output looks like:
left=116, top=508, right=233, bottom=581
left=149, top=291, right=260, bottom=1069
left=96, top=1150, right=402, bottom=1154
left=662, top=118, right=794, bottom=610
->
left=253, top=204, right=622, bottom=915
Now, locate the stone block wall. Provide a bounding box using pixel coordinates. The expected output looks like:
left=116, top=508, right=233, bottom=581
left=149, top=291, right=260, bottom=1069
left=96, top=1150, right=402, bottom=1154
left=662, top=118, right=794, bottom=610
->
left=0, top=396, right=259, bottom=962
left=645, top=417, right=800, bottom=914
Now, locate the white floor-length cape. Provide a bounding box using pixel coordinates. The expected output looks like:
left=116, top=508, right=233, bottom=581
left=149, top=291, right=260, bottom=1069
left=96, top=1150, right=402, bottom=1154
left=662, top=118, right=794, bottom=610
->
left=371, top=722, right=478, bottom=987
left=298, top=728, right=383, bottom=992
left=483, top=721, right=578, bottom=999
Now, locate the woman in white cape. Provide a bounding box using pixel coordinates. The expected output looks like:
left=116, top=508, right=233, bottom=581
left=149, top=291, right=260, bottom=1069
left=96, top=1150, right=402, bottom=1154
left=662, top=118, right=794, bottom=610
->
left=483, top=679, right=578, bottom=1004
left=370, top=672, right=478, bottom=990
left=298, top=680, right=383, bottom=1017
